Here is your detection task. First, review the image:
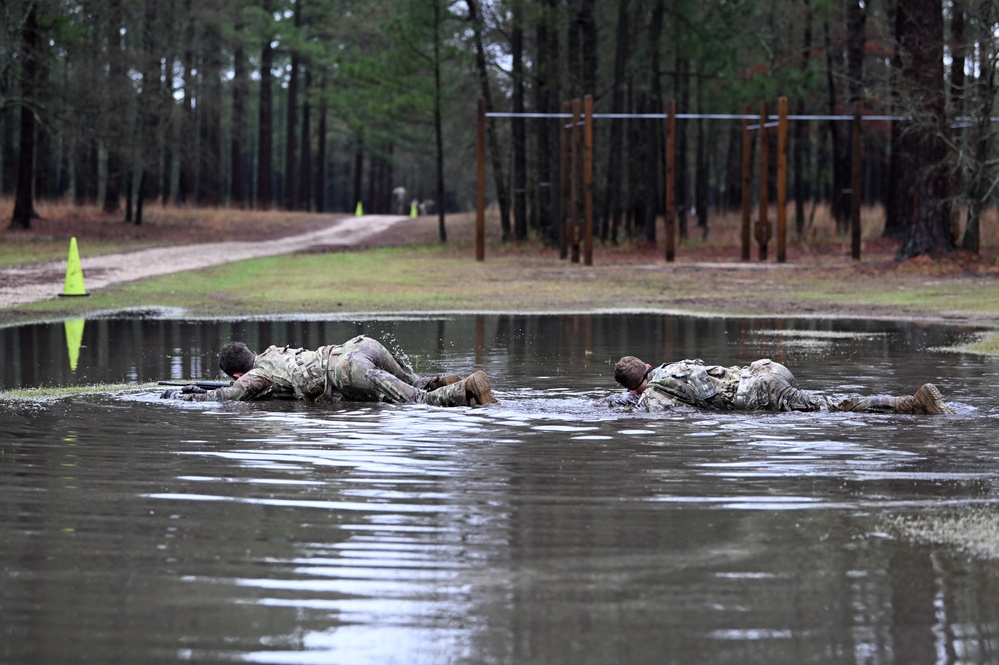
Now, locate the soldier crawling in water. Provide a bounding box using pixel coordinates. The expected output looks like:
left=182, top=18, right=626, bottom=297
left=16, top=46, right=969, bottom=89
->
left=161, top=334, right=497, bottom=407
left=610, top=356, right=954, bottom=415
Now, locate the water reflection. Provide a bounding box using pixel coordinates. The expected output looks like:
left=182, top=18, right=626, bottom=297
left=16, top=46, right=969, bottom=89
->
left=2, top=314, right=999, bottom=664
left=0, top=312, right=988, bottom=394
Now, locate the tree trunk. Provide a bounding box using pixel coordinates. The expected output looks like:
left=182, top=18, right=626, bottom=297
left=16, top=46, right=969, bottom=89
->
left=352, top=131, right=363, bottom=212
left=533, top=0, right=558, bottom=245
left=10, top=4, right=39, bottom=230
left=579, top=0, right=597, bottom=99
left=177, top=0, right=196, bottom=206
left=644, top=0, right=663, bottom=245
left=432, top=0, right=447, bottom=242
left=299, top=69, right=312, bottom=211
left=103, top=0, right=125, bottom=215
left=512, top=0, right=527, bottom=241
left=602, top=0, right=629, bottom=244
left=961, top=1, right=996, bottom=254
left=723, top=119, right=742, bottom=212
left=231, top=18, right=249, bottom=208
left=675, top=55, right=690, bottom=241
left=466, top=0, right=511, bottom=241
left=695, top=80, right=709, bottom=238
left=199, top=27, right=222, bottom=207
left=897, top=0, right=954, bottom=258
left=283, top=0, right=300, bottom=210
left=256, top=0, right=275, bottom=209
left=136, top=0, right=162, bottom=224
left=794, top=0, right=813, bottom=235
left=315, top=82, right=327, bottom=213
left=883, top=1, right=908, bottom=238
left=824, top=16, right=849, bottom=233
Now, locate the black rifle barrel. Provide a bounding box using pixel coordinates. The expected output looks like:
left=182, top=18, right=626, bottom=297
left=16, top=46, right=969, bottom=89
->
left=157, top=380, right=233, bottom=389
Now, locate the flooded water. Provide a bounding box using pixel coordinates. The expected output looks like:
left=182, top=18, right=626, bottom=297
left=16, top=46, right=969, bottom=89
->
left=2, top=313, right=999, bottom=664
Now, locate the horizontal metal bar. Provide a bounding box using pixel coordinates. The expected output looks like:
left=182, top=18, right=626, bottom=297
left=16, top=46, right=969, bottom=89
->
left=486, top=111, right=999, bottom=122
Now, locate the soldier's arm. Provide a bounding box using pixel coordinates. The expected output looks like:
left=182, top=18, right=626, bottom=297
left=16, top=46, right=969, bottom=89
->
left=185, top=371, right=275, bottom=401
left=637, top=384, right=682, bottom=411
left=604, top=391, right=640, bottom=408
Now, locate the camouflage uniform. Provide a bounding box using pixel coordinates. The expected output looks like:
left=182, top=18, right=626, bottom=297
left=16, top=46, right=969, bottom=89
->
left=635, top=358, right=823, bottom=412
left=181, top=335, right=471, bottom=406
left=622, top=358, right=950, bottom=414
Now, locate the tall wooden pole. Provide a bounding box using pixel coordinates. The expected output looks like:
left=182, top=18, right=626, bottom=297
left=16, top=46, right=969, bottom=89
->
left=758, top=101, right=769, bottom=261
left=583, top=94, right=594, bottom=266
left=559, top=100, right=571, bottom=260
left=850, top=101, right=863, bottom=260
left=740, top=105, right=752, bottom=262
left=665, top=99, right=676, bottom=263
left=475, top=98, right=486, bottom=262
left=570, top=97, right=582, bottom=263
left=777, top=96, right=788, bottom=263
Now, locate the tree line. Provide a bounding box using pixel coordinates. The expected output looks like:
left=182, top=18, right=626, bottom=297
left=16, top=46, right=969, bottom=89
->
left=2, top=0, right=996, bottom=258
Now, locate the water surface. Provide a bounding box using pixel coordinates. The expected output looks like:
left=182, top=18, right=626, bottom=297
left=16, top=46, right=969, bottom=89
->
left=2, top=314, right=998, bottom=664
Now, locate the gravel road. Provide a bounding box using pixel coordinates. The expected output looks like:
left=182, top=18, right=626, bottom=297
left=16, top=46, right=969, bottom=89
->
left=0, top=215, right=407, bottom=309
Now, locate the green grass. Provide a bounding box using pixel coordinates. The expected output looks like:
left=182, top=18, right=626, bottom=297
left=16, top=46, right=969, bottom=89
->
left=0, top=239, right=162, bottom=268
left=4, top=237, right=999, bottom=358
left=0, top=382, right=155, bottom=400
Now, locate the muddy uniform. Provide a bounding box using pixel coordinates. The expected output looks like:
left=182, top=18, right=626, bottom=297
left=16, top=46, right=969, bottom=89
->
left=635, top=358, right=822, bottom=412
left=625, top=358, right=949, bottom=414
left=183, top=335, right=470, bottom=406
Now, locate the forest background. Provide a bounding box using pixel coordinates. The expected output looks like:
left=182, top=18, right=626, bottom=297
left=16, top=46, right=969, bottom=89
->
left=2, top=0, right=998, bottom=261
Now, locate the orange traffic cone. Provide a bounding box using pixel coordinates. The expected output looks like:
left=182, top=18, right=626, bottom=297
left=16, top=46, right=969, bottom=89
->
left=59, top=237, right=89, bottom=297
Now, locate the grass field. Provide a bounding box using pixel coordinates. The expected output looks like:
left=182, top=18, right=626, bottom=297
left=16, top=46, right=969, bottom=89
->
left=3, top=198, right=999, bottom=355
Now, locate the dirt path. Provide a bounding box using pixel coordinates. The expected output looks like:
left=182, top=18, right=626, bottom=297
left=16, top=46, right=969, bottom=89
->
left=0, top=215, right=407, bottom=309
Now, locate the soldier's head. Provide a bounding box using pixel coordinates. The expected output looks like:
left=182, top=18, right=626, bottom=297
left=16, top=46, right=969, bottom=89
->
left=219, top=342, right=256, bottom=377
left=615, top=356, right=652, bottom=393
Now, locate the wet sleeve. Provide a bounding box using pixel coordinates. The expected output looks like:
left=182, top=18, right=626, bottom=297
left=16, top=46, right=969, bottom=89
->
left=637, top=385, right=681, bottom=411
left=605, top=391, right=640, bottom=409
left=187, top=371, right=274, bottom=402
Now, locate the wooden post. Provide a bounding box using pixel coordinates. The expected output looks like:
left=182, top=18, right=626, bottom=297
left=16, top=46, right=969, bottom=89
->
left=777, top=96, right=788, bottom=263
left=850, top=101, right=863, bottom=260
left=570, top=97, right=582, bottom=263
left=475, top=98, right=486, bottom=262
left=757, top=101, right=769, bottom=262
left=583, top=94, right=594, bottom=266
left=665, top=99, right=676, bottom=263
left=740, top=105, right=752, bottom=262
left=559, top=100, right=571, bottom=260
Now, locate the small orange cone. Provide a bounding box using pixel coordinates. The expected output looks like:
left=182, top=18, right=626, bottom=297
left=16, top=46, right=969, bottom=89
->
left=59, top=237, right=89, bottom=297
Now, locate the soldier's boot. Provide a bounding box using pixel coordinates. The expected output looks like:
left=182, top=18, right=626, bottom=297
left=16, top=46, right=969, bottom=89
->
left=464, top=370, right=497, bottom=405
left=911, top=383, right=955, bottom=415
left=419, top=374, right=462, bottom=391
left=838, top=384, right=954, bottom=414
left=422, top=371, right=497, bottom=407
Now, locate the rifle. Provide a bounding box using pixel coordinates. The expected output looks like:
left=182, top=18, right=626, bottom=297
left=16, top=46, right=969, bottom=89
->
left=157, top=380, right=233, bottom=390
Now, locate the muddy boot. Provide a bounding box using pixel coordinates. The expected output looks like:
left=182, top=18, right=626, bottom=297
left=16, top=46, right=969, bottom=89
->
left=422, top=371, right=497, bottom=407
left=912, top=383, right=955, bottom=415
left=418, top=374, right=462, bottom=391
left=464, top=370, right=497, bottom=405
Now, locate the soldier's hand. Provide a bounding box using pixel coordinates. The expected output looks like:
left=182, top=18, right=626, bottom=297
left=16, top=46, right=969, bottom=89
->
left=160, top=389, right=182, bottom=399
left=604, top=391, right=640, bottom=409
left=181, top=384, right=207, bottom=394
